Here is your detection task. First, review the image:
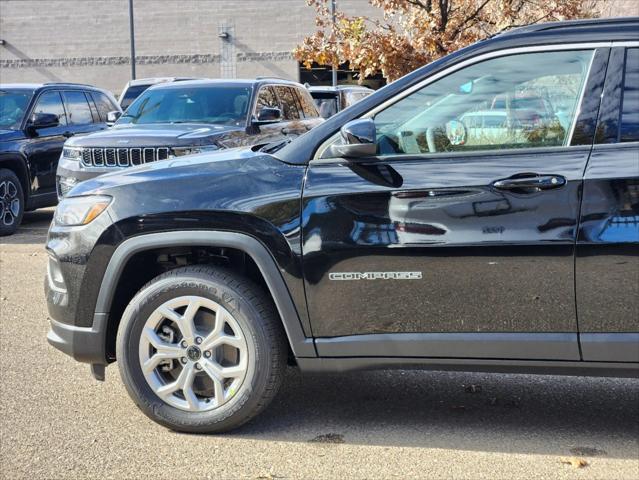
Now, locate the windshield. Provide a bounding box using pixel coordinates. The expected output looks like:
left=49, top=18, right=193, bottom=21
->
left=117, top=85, right=253, bottom=127
left=0, top=89, right=32, bottom=130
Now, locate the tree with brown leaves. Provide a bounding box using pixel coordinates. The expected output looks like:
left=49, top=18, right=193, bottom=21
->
left=295, top=0, right=596, bottom=82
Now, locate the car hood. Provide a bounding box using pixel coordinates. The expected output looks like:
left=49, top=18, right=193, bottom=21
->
left=68, top=146, right=305, bottom=221
left=66, top=123, right=245, bottom=148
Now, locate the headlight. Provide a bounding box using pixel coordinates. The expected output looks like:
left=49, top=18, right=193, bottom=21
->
left=54, top=195, right=112, bottom=226
left=169, top=145, right=218, bottom=158
left=57, top=176, right=78, bottom=198
left=62, top=146, right=82, bottom=160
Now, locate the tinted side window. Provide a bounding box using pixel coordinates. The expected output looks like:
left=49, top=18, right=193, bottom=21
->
left=62, top=91, right=93, bottom=125
left=372, top=50, right=594, bottom=156
left=295, top=88, right=319, bottom=118
left=32, top=91, right=67, bottom=126
left=274, top=86, right=301, bottom=120
left=620, top=48, right=639, bottom=143
left=255, top=86, right=278, bottom=112
left=91, top=91, right=117, bottom=121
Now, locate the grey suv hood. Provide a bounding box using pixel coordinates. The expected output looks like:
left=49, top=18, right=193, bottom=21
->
left=66, top=123, right=245, bottom=148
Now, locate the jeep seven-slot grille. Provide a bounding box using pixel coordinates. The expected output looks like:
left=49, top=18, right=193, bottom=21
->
left=80, top=147, right=170, bottom=167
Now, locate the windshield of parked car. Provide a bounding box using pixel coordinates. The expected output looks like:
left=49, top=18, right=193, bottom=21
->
left=120, top=84, right=152, bottom=110
left=117, top=85, right=253, bottom=127
left=0, top=89, right=32, bottom=130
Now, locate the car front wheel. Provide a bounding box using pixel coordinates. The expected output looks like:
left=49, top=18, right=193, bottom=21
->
left=116, top=265, right=287, bottom=433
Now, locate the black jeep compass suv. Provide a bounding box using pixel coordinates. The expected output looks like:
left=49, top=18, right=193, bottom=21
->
left=46, top=18, right=639, bottom=433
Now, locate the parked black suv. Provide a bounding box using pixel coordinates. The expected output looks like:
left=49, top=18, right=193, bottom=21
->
left=56, top=78, right=322, bottom=196
left=0, top=83, right=119, bottom=235
left=46, top=18, right=638, bottom=433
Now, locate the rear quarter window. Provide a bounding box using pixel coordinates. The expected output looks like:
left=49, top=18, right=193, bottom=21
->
left=295, top=88, right=320, bottom=118
left=91, top=91, right=118, bottom=122
left=620, top=48, right=639, bottom=142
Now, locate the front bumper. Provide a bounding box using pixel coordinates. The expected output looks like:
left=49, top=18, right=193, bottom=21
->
left=45, top=209, right=121, bottom=369
left=46, top=314, right=109, bottom=365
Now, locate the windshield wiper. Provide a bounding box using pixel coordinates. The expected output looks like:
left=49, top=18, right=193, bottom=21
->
left=259, top=138, right=293, bottom=154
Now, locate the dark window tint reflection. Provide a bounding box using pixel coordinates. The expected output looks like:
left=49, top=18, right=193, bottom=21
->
left=274, top=86, right=302, bottom=120
left=63, top=91, right=93, bottom=125
left=33, top=91, right=67, bottom=126
left=92, top=91, right=118, bottom=121
left=620, top=48, right=639, bottom=143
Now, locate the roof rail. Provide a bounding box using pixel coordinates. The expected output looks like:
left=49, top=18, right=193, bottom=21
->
left=43, top=82, right=96, bottom=88
left=255, top=76, right=293, bottom=81
left=495, top=16, right=639, bottom=38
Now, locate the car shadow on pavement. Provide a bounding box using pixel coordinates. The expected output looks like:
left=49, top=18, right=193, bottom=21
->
left=227, top=368, right=639, bottom=459
left=1, top=209, right=53, bottom=245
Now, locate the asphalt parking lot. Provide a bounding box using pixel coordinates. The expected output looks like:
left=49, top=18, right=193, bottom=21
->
left=1, top=209, right=638, bottom=479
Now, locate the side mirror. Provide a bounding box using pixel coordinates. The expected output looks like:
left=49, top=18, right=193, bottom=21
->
left=106, top=110, right=121, bottom=125
left=255, top=107, right=282, bottom=123
left=328, top=118, right=377, bottom=159
left=28, top=112, right=59, bottom=131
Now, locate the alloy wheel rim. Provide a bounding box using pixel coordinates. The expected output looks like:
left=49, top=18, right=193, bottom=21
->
left=0, top=180, right=20, bottom=226
left=138, top=295, right=249, bottom=412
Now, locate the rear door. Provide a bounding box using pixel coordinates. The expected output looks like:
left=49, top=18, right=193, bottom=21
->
left=577, top=45, right=639, bottom=362
left=303, top=46, right=607, bottom=360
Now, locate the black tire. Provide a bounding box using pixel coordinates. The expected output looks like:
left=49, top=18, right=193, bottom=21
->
left=0, top=168, right=25, bottom=237
left=116, top=265, right=287, bottom=433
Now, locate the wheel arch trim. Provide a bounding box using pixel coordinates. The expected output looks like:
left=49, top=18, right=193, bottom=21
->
left=95, top=230, right=316, bottom=357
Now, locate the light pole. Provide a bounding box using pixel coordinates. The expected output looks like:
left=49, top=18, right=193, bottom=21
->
left=331, top=0, right=337, bottom=87
left=128, top=0, right=136, bottom=79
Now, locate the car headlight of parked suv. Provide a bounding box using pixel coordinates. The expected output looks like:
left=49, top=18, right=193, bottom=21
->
left=62, top=146, right=83, bottom=161
left=54, top=195, right=112, bottom=226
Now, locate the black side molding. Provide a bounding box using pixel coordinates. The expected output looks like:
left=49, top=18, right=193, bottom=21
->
left=94, top=231, right=316, bottom=357
left=315, top=332, right=580, bottom=360
left=297, top=357, right=639, bottom=378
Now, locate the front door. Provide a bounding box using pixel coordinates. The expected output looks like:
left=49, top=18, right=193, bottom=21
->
left=23, top=90, right=68, bottom=198
left=302, top=46, right=606, bottom=360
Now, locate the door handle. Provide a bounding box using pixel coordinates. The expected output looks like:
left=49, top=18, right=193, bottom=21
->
left=492, top=173, right=566, bottom=192
left=63, top=131, right=75, bottom=138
